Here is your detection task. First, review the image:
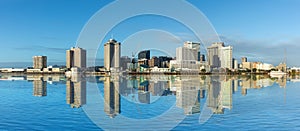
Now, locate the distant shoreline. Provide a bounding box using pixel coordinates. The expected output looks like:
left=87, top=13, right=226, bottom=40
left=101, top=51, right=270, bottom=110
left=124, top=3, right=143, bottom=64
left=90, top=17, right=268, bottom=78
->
left=0, top=71, right=272, bottom=76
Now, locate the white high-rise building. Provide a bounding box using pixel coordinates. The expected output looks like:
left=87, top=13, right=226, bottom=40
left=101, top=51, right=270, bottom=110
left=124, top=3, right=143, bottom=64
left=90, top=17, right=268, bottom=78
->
left=184, top=41, right=200, bottom=61
left=221, top=46, right=233, bottom=69
left=104, top=39, right=121, bottom=71
left=233, top=59, right=238, bottom=70
left=176, top=47, right=198, bottom=61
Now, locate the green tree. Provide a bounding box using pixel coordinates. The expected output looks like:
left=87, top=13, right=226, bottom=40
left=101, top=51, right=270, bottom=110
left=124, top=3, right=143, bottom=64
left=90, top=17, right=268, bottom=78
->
left=252, top=68, right=257, bottom=73
left=201, top=69, right=206, bottom=73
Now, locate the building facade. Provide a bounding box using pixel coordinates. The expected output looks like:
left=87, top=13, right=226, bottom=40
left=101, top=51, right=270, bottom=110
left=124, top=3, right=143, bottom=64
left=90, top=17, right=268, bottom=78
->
left=207, top=42, right=224, bottom=68
left=207, top=42, right=233, bottom=69
left=184, top=41, right=200, bottom=61
left=66, top=47, right=86, bottom=69
left=138, top=50, right=150, bottom=60
left=221, top=46, right=233, bottom=69
left=33, top=56, right=47, bottom=69
left=104, top=39, right=121, bottom=71
left=241, top=57, right=248, bottom=63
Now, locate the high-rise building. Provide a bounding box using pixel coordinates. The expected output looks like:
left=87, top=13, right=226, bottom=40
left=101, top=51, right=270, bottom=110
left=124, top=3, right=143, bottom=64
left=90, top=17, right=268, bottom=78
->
left=184, top=41, right=200, bottom=61
left=33, top=56, right=47, bottom=69
left=138, top=50, right=150, bottom=60
left=174, top=47, right=199, bottom=69
left=104, top=39, right=121, bottom=71
left=207, top=42, right=224, bottom=68
left=233, top=58, right=238, bottom=70
left=207, top=42, right=233, bottom=69
left=66, top=47, right=86, bottom=69
left=184, top=41, right=201, bottom=61
left=176, top=47, right=198, bottom=61
left=221, top=46, right=233, bottom=69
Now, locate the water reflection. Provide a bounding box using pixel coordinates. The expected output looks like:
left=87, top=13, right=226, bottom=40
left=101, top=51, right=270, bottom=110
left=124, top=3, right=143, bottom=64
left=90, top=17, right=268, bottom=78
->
left=0, top=74, right=293, bottom=117
left=66, top=75, right=86, bottom=108
left=104, top=76, right=120, bottom=118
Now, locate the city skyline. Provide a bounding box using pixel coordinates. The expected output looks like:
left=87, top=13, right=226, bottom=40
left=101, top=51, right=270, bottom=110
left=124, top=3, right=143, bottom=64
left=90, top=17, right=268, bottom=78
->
left=1, top=0, right=300, bottom=67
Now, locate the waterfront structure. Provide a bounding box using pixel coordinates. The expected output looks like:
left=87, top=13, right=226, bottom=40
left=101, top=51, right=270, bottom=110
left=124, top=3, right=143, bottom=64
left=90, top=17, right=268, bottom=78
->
left=66, top=47, right=86, bottom=69
left=184, top=41, right=200, bottom=61
left=169, top=42, right=207, bottom=71
left=176, top=47, right=198, bottom=61
left=242, top=62, right=252, bottom=70
left=0, top=68, right=25, bottom=73
left=158, top=56, right=173, bottom=68
left=233, top=58, right=238, bottom=70
left=257, top=63, right=274, bottom=71
left=33, top=56, right=47, bottom=69
left=149, top=56, right=160, bottom=67
left=277, top=63, right=287, bottom=72
left=207, top=42, right=233, bottom=69
left=120, top=56, right=131, bottom=71
left=138, top=50, right=150, bottom=60
left=221, top=46, right=233, bottom=69
left=104, top=39, right=121, bottom=71
left=172, top=47, right=198, bottom=70
left=207, top=42, right=224, bottom=68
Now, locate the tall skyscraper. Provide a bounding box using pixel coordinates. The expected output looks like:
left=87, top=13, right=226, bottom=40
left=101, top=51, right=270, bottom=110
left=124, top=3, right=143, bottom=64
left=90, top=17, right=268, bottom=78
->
left=207, top=42, right=233, bottom=69
left=33, top=56, right=47, bottom=69
left=184, top=41, right=200, bottom=61
left=176, top=47, right=198, bottom=61
left=104, top=39, right=121, bottom=71
left=207, top=42, right=224, bottom=68
left=221, top=46, right=233, bottom=69
left=66, top=47, right=86, bottom=69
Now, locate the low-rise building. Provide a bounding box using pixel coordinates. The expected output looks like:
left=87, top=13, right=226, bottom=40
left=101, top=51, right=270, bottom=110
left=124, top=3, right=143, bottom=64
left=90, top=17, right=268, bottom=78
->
left=150, top=67, right=170, bottom=73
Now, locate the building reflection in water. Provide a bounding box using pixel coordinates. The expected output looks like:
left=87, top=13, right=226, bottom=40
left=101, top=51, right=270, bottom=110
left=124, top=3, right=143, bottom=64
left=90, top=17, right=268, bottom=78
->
left=66, top=75, right=86, bottom=108
left=104, top=76, right=120, bottom=118
left=27, top=75, right=47, bottom=97
left=138, top=76, right=150, bottom=104
left=173, top=76, right=201, bottom=115
left=4, top=73, right=290, bottom=118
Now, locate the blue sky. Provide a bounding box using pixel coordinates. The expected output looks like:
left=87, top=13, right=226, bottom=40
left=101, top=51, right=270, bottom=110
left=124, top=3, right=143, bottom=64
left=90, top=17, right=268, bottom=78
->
left=0, top=0, right=300, bottom=67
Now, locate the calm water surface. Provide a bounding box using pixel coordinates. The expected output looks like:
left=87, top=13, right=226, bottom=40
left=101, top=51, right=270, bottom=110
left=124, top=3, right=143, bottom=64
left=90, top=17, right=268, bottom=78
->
left=0, top=74, right=299, bottom=130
